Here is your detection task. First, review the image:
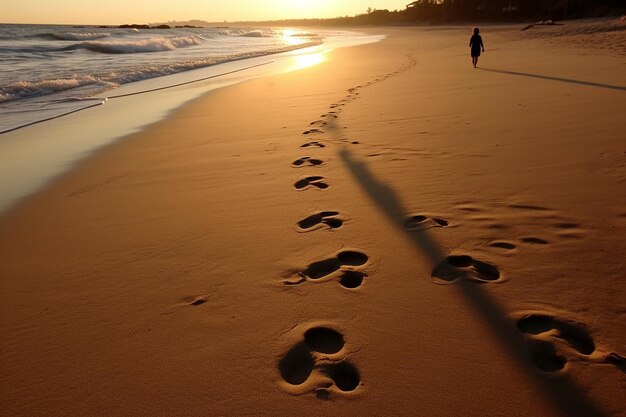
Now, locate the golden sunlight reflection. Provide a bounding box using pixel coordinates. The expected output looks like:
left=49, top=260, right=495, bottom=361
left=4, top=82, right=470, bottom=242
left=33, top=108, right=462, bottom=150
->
left=290, top=52, right=326, bottom=71
left=281, top=29, right=307, bottom=46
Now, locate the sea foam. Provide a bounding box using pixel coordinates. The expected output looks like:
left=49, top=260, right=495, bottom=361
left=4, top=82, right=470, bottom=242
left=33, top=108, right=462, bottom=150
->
left=0, top=76, right=111, bottom=103
left=74, top=35, right=204, bottom=54
left=0, top=24, right=324, bottom=131
left=239, top=30, right=270, bottom=38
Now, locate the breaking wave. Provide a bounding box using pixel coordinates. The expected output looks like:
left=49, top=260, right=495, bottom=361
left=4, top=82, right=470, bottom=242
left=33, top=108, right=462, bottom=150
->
left=66, top=35, right=205, bottom=54
left=0, top=39, right=321, bottom=104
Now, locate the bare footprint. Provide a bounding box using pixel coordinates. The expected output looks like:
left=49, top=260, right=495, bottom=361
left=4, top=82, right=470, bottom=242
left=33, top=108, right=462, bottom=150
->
left=517, top=314, right=596, bottom=373
left=297, top=211, right=343, bottom=232
left=486, top=237, right=547, bottom=254
left=489, top=241, right=517, bottom=250
left=431, top=254, right=501, bottom=283
left=404, top=214, right=449, bottom=231
left=301, top=141, right=325, bottom=148
left=304, top=251, right=368, bottom=280
left=310, top=120, right=327, bottom=127
left=294, top=176, right=329, bottom=190
left=292, top=157, right=324, bottom=167
left=303, top=128, right=323, bottom=135
left=520, top=237, right=549, bottom=245
left=284, top=250, right=369, bottom=288
left=279, top=326, right=360, bottom=398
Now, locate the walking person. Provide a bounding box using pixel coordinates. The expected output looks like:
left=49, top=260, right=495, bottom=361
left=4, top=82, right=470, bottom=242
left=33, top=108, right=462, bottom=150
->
left=469, top=27, right=485, bottom=68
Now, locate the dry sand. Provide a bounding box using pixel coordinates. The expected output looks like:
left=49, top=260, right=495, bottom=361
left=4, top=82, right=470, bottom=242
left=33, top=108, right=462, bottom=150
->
left=1, top=21, right=625, bottom=417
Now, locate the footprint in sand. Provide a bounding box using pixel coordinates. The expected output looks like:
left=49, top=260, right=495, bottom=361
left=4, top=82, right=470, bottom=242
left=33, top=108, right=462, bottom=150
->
left=517, top=314, right=597, bottom=373
left=454, top=201, right=588, bottom=251
left=301, top=141, right=325, bottom=148
left=431, top=254, right=502, bottom=283
left=487, top=236, right=550, bottom=253
left=520, top=236, right=549, bottom=245
left=279, top=326, right=361, bottom=399
left=284, top=250, right=369, bottom=289
left=552, top=222, right=588, bottom=239
left=516, top=313, right=625, bottom=374
left=294, top=176, right=329, bottom=190
left=310, top=120, right=327, bottom=128
left=297, top=211, right=343, bottom=232
left=292, top=157, right=324, bottom=168
left=488, top=241, right=518, bottom=250
left=404, top=214, right=449, bottom=231
left=303, top=128, right=323, bottom=135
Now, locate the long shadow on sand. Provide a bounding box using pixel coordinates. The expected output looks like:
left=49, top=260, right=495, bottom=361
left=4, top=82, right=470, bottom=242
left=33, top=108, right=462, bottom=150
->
left=480, top=67, right=626, bottom=91
left=338, top=145, right=608, bottom=417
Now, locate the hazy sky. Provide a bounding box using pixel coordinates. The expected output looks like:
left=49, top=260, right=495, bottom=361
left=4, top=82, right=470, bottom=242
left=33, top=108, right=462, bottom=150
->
left=3, top=0, right=412, bottom=25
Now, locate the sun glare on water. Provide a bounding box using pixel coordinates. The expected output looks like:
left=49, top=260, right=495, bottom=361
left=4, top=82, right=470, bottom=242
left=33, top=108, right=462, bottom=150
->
left=281, top=29, right=307, bottom=46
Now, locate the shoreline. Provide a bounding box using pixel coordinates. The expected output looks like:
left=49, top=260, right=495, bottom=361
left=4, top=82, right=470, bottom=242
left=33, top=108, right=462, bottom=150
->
left=1, top=24, right=625, bottom=416
left=0, top=29, right=384, bottom=216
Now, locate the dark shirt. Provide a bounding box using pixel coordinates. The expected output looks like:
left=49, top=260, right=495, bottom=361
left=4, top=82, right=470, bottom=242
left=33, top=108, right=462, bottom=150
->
left=469, top=34, right=484, bottom=50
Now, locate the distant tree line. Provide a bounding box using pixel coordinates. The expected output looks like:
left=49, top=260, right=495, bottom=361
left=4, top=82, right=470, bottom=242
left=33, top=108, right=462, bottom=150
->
left=255, top=0, right=626, bottom=26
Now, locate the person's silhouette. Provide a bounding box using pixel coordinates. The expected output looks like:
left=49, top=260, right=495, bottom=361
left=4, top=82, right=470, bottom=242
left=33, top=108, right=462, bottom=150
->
left=469, top=28, right=485, bottom=68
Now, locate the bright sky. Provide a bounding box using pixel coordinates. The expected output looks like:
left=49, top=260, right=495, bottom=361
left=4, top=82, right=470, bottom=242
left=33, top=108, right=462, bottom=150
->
left=3, top=0, right=412, bottom=25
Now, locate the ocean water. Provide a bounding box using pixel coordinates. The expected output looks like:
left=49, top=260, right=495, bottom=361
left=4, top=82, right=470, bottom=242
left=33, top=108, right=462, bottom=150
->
left=0, top=24, right=384, bottom=214
left=0, top=24, right=322, bottom=133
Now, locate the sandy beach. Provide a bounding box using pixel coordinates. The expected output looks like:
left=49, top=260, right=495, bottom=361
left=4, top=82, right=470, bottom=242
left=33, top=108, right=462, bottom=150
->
left=1, top=21, right=625, bottom=416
